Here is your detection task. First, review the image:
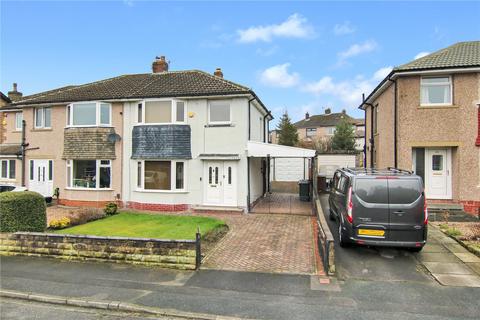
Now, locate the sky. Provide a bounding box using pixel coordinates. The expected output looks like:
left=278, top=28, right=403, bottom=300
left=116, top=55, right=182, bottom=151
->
left=1, top=1, right=479, bottom=126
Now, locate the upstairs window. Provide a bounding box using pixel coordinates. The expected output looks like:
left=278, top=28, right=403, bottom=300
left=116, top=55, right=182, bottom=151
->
left=306, top=128, right=317, bottom=137
left=137, top=100, right=185, bottom=124
left=15, top=113, right=23, bottom=131
left=326, top=127, right=336, bottom=135
left=209, top=101, right=230, bottom=124
left=67, top=102, right=111, bottom=127
left=421, top=77, right=452, bottom=106
left=35, top=107, right=52, bottom=129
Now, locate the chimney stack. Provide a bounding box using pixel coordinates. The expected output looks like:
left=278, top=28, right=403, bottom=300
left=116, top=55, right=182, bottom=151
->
left=325, top=108, right=331, bottom=114
left=213, top=68, right=223, bottom=78
left=342, top=109, right=346, bottom=114
left=152, top=56, right=169, bottom=73
left=305, top=112, right=310, bottom=120
left=8, top=83, right=23, bottom=101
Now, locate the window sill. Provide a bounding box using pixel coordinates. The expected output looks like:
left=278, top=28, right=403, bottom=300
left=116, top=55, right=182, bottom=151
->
left=65, top=187, right=114, bottom=191
left=134, top=189, right=188, bottom=194
left=205, top=123, right=234, bottom=128
left=418, top=104, right=457, bottom=109
left=65, top=125, right=114, bottom=129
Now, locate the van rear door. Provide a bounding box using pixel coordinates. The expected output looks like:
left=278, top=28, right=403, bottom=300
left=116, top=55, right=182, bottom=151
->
left=388, top=178, right=425, bottom=242
left=353, top=178, right=389, bottom=239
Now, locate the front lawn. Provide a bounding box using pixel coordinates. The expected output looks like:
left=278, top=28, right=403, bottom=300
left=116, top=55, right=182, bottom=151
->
left=53, top=212, right=225, bottom=240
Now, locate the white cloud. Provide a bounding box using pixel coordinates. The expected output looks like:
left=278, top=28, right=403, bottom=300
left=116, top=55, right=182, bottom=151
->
left=338, top=40, right=378, bottom=61
left=259, top=63, right=300, bottom=88
left=333, top=21, right=355, bottom=35
left=302, top=66, right=391, bottom=107
left=414, top=51, right=430, bottom=60
left=237, top=14, right=314, bottom=43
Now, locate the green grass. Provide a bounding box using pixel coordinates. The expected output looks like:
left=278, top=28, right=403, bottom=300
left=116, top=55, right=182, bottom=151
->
left=53, top=212, right=225, bottom=240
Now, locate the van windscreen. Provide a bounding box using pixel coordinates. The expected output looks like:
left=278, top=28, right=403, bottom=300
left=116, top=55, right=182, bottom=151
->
left=388, top=179, right=422, bottom=204
left=355, top=179, right=388, bottom=203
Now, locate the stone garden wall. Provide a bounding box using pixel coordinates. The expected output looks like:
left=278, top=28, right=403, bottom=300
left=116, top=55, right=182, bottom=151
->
left=0, top=232, right=199, bottom=270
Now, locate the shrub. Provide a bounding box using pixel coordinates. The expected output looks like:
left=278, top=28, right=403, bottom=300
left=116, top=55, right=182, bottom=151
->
left=104, top=202, right=118, bottom=216
left=0, top=191, right=47, bottom=232
left=70, top=208, right=104, bottom=225
left=49, top=217, right=71, bottom=229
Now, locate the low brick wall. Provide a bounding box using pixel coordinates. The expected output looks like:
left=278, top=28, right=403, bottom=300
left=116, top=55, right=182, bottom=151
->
left=0, top=232, right=199, bottom=270
left=126, top=202, right=189, bottom=212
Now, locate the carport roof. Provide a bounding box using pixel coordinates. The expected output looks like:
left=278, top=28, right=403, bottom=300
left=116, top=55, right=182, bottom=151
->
left=247, top=141, right=316, bottom=158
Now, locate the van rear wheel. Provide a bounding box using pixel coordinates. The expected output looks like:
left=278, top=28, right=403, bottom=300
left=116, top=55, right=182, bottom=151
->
left=338, top=222, right=349, bottom=247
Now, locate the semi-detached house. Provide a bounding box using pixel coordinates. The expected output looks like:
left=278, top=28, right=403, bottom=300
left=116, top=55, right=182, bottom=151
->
left=0, top=57, right=314, bottom=212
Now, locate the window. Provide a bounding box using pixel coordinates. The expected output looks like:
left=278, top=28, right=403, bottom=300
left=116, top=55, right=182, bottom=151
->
left=355, top=178, right=388, bottom=204
left=326, top=127, right=336, bottom=135
left=421, top=77, right=452, bottom=106
left=432, top=155, right=443, bottom=171
left=35, top=107, right=52, bottom=129
left=373, top=106, right=378, bottom=134
left=137, top=100, right=186, bottom=124
left=67, top=102, right=111, bottom=126
left=209, top=101, right=230, bottom=124
left=388, top=179, right=422, bottom=204
left=30, top=160, right=34, bottom=180
left=137, top=160, right=185, bottom=191
left=15, top=113, right=23, bottom=131
left=67, top=159, right=111, bottom=189
left=306, top=128, right=317, bottom=137
left=0, top=160, right=15, bottom=179
left=48, top=160, right=53, bottom=181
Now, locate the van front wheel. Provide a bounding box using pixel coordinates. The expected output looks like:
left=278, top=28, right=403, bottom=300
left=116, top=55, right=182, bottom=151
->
left=338, top=223, right=349, bottom=247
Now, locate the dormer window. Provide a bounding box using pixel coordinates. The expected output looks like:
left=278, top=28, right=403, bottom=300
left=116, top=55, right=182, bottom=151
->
left=420, top=76, right=452, bottom=106
left=136, top=99, right=186, bottom=124
left=67, top=102, right=111, bottom=127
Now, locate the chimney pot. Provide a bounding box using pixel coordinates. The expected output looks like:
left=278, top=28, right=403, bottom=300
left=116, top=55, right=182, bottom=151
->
left=342, top=109, right=346, bottom=114
left=305, top=112, right=310, bottom=119
left=152, top=56, right=169, bottom=73
left=325, top=108, right=331, bottom=114
left=214, top=68, right=223, bottom=78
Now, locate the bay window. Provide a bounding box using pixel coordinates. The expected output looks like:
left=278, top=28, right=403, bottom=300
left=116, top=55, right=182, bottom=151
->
left=67, top=159, right=111, bottom=189
left=137, top=160, right=185, bottom=191
left=137, top=100, right=186, bottom=124
left=420, top=76, right=452, bottom=106
left=35, top=107, right=52, bottom=129
left=67, top=102, right=111, bottom=126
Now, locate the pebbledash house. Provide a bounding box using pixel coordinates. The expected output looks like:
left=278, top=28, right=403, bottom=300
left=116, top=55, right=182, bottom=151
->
left=0, top=57, right=315, bottom=212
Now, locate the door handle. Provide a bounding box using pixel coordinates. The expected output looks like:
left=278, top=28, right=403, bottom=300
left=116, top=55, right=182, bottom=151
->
left=393, top=210, right=404, bottom=214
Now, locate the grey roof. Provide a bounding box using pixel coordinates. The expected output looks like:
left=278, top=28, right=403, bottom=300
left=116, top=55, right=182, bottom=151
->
left=394, top=41, right=480, bottom=72
left=294, top=113, right=361, bottom=129
left=0, top=144, right=21, bottom=156
left=12, top=70, right=253, bottom=106
left=1, top=92, right=11, bottom=104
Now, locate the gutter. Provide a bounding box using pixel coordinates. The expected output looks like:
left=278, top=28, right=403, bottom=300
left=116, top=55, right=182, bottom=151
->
left=362, top=94, right=375, bottom=169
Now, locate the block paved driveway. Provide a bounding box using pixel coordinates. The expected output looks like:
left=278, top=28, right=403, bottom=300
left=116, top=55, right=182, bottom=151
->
left=202, top=212, right=321, bottom=275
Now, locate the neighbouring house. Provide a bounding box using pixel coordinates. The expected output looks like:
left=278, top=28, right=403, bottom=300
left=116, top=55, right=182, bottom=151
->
left=293, top=109, right=365, bottom=151
left=1, top=91, right=12, bottom=144
left=0, top=56, right=314, bottom=212
left=360, top=41, right=480, bottom=215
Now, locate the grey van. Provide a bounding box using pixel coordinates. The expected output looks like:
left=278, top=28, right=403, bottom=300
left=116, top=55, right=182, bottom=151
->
left=328, top=168, right=427, bottom=251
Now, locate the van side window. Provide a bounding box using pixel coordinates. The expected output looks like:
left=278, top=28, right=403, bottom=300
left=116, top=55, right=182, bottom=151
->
left=333, top=172, right=341, bottom=189
left=338, top=175, right=348, bottom=193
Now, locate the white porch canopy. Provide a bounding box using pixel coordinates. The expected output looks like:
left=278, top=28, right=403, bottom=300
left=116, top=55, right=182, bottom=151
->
left=246, top=141, right=316, bottom=158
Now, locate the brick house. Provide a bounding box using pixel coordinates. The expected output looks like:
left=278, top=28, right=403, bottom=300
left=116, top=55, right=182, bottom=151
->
left=360, top=41, right=480, bottom=215
left=0, top=57, right=314, bottom=211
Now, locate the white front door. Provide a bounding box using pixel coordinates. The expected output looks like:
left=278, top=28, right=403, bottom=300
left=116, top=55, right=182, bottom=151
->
left=29, top=159, right=54, bottom=197
left=425, top=149, right=451, bottom=199
left=204, top=161, right=237, bottom=206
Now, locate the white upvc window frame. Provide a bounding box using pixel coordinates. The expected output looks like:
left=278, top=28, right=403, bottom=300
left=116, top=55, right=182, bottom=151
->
left=306, top=128, right=317, bottom=137
left=15, top=112, right=23, bottom=131
left=66, top=102, right=112, bottom=127
left=326, top=126, right=336, bottom=135
left=66, top=159, right=112, bottom=190
left=136, top=160, right=186, bottom=192
left=136, top=99, right=187, bottom=125
left=208, top=100, right=231, bottom=125
left=420, top=76, right=453, bottom=106
left=34, top=107, right=52, bottom=129
left=0, top=159, right=15, bottom=180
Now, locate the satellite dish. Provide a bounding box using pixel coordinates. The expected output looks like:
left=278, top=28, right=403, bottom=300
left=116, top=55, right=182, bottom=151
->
left=107, top=133, right=122, bottom=143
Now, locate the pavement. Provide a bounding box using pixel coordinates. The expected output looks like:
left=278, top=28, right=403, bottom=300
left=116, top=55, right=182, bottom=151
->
left=1, top=255, right=480, bottom=319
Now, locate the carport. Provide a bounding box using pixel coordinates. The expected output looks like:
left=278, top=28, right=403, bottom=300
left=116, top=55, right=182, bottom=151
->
left=246, top=141, right=316, bottom=214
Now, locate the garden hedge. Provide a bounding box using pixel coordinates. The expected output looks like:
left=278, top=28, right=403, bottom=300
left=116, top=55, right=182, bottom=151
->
left=0, top=191, right=47, bottom=232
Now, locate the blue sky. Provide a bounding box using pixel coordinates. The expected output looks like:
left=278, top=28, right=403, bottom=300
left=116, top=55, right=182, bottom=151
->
left=1, top=1, right=479, bottom=125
